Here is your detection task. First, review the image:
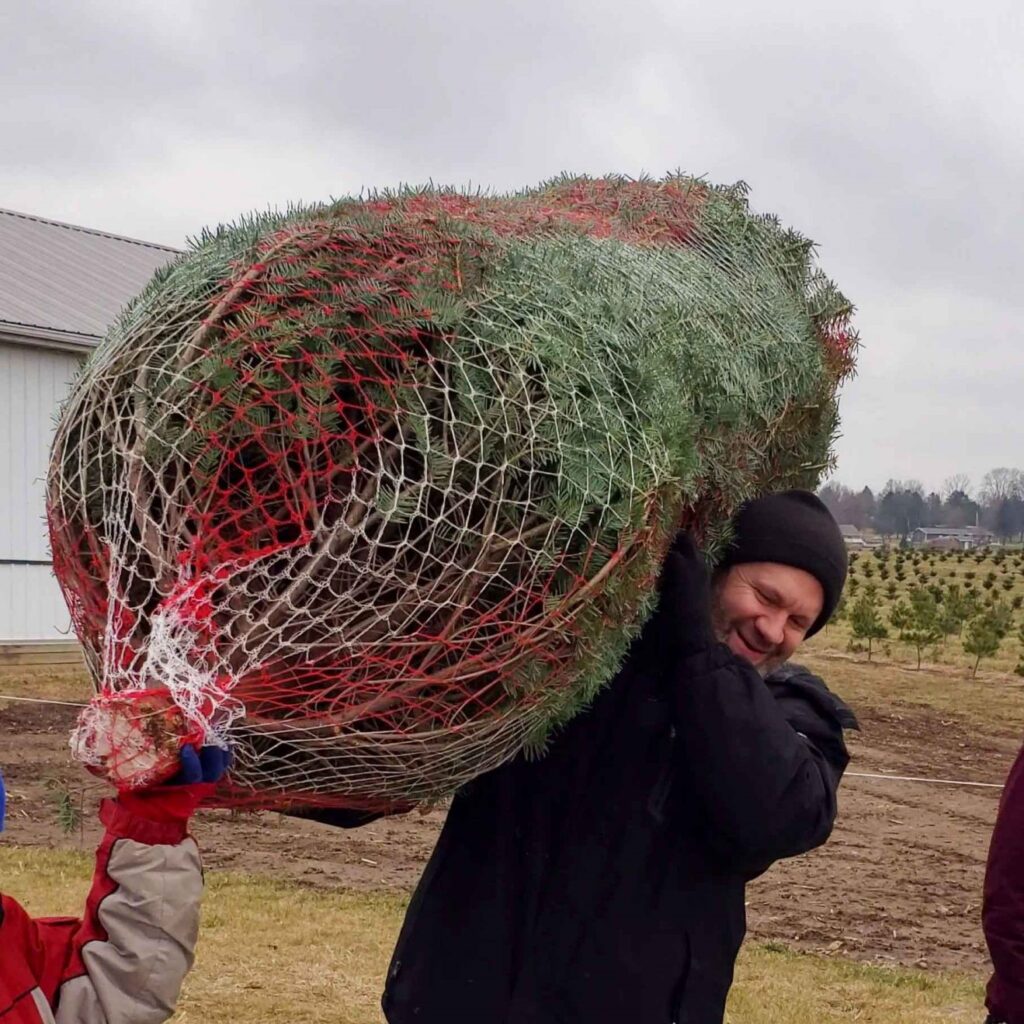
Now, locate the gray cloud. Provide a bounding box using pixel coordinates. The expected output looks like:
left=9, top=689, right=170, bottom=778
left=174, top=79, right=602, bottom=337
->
left=1, top=0, right=1021, bottom=494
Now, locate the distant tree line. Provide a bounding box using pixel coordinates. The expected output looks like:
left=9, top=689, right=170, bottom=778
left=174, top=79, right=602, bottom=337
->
left=819, top=468, right=1024, bottom=542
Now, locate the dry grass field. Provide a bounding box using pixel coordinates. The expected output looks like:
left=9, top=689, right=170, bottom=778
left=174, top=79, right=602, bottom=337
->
left=0, top=847, right=984, bottom=1024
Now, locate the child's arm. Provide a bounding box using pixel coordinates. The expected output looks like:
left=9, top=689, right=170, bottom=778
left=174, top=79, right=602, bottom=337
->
left=2, top=746, right=227, bottom=1024
left=15, top=793, right=203, bottom=1024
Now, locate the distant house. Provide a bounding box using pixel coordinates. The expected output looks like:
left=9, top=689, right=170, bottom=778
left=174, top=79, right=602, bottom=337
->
left=909, top=526, right=995, bottom=550
left=839, top=524, right=867, bottom=548
left=923, top=536, right=965, bottom=552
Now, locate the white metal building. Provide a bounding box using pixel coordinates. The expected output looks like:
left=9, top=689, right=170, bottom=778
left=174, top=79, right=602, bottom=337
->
left=0, top=208, right=177, bottom=644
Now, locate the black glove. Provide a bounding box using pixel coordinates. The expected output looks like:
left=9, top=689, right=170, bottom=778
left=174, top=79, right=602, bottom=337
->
left=653, top=531, right=716, bottom=660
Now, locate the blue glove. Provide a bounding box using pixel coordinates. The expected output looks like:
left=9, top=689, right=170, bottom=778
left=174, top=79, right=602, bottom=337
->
left=117, top=743, right=232, bottom=826
left=170, top=744, right=232, bottom=786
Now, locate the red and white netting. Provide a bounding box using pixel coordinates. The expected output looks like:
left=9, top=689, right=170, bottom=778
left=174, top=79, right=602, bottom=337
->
left=47, top=180, right=853, bottom=809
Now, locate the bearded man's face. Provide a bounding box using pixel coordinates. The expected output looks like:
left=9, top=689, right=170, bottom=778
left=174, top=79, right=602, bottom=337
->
left=710, top=562, right=824, bottom=675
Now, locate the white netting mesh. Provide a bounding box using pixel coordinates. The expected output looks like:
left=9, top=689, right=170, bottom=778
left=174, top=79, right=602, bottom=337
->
left=48, top=177, right=855, bottom=808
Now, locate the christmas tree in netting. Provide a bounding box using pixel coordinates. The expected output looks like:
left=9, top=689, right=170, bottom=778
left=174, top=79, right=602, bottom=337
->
left=47, top=174, right=856, bottom=810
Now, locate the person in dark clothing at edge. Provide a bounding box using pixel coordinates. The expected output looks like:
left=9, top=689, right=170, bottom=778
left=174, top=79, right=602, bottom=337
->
left=303, top=489, right=858, bottom=1024
left=983, top=739, right=1024, bottom=1024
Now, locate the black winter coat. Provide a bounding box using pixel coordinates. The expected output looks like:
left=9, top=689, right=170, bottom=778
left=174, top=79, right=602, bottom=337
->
left=306, top=633, right=856, bottom=1024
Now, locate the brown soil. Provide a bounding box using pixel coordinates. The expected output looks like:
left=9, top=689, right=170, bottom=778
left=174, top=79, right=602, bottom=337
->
left=747, top=701, right=1016, bottom=970
left=1, top=690, right=1018, bottom=973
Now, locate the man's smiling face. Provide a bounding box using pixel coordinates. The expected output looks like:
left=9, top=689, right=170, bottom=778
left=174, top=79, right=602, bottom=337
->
left=711, top=562, right=824, bottom=675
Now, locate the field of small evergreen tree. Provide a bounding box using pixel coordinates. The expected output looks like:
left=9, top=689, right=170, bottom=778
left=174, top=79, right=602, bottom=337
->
left=812, top=545, right=1024, bottom=677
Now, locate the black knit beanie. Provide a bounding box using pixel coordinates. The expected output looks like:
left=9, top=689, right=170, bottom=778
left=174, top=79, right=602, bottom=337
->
left=717, top=490, right=847, bottom=637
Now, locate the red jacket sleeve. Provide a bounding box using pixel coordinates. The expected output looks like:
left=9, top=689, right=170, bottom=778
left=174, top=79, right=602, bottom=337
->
left=984, top=742, right=1024, bottom=1024
left=0, top=796, right=203, bottom=1024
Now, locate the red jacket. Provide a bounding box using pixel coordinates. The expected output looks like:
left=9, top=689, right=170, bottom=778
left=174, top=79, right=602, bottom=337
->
left=0, top=794, right=203, bottom=1024
left=985, top=741, right=1024, bottom=1024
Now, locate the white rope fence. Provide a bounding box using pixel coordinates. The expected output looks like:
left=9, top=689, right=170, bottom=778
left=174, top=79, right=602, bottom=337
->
left=845, top=771, right=1003, bottom=790
left=0, top=694, right=89, bottom=709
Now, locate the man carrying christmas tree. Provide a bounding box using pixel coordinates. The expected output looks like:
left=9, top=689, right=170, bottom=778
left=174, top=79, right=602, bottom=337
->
left=315, top=489, right=857, bottom=1023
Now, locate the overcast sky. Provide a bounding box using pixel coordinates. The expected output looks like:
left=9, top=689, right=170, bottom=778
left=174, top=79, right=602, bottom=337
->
left=2, top=0, right=1021, bottom=496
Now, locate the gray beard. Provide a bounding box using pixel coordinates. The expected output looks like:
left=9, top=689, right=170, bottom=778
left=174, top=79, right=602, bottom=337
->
left=754, top=653, right=786, bottom=679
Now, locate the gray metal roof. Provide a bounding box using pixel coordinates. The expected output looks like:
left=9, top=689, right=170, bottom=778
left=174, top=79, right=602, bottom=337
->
left=0, top=207, right=180, bottom=348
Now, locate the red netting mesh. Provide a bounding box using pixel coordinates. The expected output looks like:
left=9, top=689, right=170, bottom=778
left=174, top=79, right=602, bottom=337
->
left=48, top=176, right=855, bottom=808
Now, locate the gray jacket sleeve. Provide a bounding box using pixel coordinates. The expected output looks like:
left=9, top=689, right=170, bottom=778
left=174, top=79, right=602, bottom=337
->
left=51, top=798, right=203, bottom=1024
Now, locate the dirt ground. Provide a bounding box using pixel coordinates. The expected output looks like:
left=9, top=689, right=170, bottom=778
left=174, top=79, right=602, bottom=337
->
left=1, top=669, right=1019, bottom=974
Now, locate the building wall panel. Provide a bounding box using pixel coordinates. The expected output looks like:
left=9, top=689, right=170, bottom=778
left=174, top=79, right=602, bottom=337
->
left=0, top=342, right=82, bottom=561
left=0, top=563, right=73, bottom=641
